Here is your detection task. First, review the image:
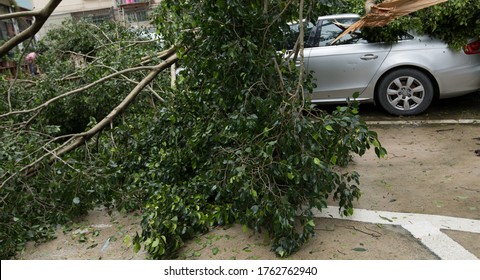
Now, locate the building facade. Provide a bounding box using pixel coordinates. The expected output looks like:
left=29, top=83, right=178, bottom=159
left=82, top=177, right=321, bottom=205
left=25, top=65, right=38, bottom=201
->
left=32, top=0, right=158, bottom=38
left=1, top=0, right=34, bottom=44
left=1, top=0, right=34, bottom=75
left=1, top=0, right=157, bottom=76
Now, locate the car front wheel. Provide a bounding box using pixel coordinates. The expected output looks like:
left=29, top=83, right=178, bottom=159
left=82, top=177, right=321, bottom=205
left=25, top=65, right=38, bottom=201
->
left=377, top=69, right=434, bottom=116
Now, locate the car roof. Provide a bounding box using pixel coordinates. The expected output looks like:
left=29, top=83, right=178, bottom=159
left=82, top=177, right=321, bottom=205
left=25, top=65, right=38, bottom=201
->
left=317, top=14, right=360, bottom=21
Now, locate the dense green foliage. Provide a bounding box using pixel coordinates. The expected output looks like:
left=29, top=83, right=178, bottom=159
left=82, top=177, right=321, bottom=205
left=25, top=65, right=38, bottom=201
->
left=0, top=19, right=165, bottom=259
left=318, top=0, right=480, bottom=49
left=133, top=0, right=385, bottom=258
left=416, top=0, right=480, bottom=50
left=1, top=3, right=384, bottom=259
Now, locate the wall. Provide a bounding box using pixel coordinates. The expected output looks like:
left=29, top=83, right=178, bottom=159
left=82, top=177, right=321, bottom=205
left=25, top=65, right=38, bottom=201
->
left=16, top=0, right=34, bottom=10
left=32, top=0, right=156, bottom=38
left=32, top=0, right=117, bottom=37
left=32, top=0, right=115, bottom=13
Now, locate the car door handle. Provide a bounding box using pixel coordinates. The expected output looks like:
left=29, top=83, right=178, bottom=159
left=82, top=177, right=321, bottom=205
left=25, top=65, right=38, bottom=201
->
left=360, top=54, right=379, bottom=60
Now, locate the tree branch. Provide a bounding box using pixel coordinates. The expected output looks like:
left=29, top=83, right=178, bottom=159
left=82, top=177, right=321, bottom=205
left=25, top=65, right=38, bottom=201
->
left=25, top=51, right=178, bottom=178
left=51, top=53, right=178, bottom=158
left=1, top=47, right=178, bottom=188
left=0, top=0, right=63, bottom=58
left=0, top=10, right=40, bottom=21
left=0, top=65, right=157, bottom=119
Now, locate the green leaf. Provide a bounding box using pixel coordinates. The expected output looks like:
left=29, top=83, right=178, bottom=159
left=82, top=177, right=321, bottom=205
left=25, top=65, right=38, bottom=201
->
left=251, top=189, right=258, bottom=199
left=306, top=220, right=315, bottom=227
left=152, top=238, right=160, bottom=248
left=352, top=247, right=367, bottom=252
left=212, top=247, right=219, bottom=255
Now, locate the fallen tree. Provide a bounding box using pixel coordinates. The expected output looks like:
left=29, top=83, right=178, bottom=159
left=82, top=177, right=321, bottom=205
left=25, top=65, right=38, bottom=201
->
left=1, top=1, right=386, bottom=259
left=1, top=19, right=179, bottom=258
left=4, top=0, right=476, bottom=259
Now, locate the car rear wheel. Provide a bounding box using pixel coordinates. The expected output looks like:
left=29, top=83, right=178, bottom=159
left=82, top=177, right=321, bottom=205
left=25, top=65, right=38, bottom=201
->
left=377, top=69, right=434, bottom=116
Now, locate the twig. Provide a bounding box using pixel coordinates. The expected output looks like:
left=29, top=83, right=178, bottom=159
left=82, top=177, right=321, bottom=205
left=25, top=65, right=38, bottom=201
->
left=27, top=50, right=179, bottom=177
left=363, top=225, right=383, bottom=237
left=41, top=146, right=81, bottom=174
left=435, top=128, right=454, bottom=133
left=338, top=225, right=382, bottom=237
left=110, top=122, right=117, bottom=149
left=272, top=58, right=285, bottom=93
left=7, top=37, right=35, bottom=112
left=459, top=187, right=480, bottom=193
left=97, top=64, right=167, bottom=103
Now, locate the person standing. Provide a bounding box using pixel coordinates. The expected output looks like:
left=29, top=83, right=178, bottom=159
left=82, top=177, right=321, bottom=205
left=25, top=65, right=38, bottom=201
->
left=25, top=52, right=38, bottom=76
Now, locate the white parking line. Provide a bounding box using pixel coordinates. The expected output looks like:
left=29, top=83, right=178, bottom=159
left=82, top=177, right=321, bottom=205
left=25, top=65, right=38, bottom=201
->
left=403, top=222, right=476, bottom=260
left=312, top=206, right=480, bottom=260
left=365, top=119, right=480, bottom=125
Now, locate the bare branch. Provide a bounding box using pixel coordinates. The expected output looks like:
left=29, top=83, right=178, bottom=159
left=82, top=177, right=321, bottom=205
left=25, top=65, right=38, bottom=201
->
left=51, top=53, right=178, bottom=159
left=98, top=63, right=167, bottom=102
left=27, top=51, right=177, bottom=179
left=1, top=51, right=178, bottom=188
left=0, top=10, right=40, bottom=21
left=1, top=47, right=177, bottom=121
left=0, top=65, right=158, bottom=119
left=293, top=0, right=305, bottom=104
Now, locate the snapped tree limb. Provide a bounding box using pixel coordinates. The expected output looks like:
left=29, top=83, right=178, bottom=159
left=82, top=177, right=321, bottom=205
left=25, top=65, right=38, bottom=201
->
left=0, top=48, right=178, bottom=187
left=331, top=0, right=448, bottom=45
left=33, top=51, right=178, bottom=174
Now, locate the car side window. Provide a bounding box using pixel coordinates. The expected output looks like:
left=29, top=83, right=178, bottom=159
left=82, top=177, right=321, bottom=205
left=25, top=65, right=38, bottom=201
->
left=308, top=18, right=367, bottom=47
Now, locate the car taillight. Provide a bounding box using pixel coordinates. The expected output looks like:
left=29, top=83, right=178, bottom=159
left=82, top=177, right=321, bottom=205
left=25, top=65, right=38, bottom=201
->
left=464, top=40, right=480, bottom=55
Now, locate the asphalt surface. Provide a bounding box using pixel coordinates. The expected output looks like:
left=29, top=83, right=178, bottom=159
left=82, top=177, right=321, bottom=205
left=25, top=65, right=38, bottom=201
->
left=358, top=91, right=480, bottom=121
left=314, top=91, right=480, bottom=121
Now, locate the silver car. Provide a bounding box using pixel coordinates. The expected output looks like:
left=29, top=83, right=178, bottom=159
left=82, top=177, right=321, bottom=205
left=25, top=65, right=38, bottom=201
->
left=301, top=14, right=480, bottom=115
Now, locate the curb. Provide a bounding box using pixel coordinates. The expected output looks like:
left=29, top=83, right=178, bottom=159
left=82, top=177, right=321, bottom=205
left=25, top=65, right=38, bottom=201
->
left=365, top=119, right=480, bottom=125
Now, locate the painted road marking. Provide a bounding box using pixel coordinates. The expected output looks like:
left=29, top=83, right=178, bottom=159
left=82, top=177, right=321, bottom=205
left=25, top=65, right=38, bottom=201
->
left=403, top=222, right=477, bottom=260
left=312, top=206, right=480, bottom=260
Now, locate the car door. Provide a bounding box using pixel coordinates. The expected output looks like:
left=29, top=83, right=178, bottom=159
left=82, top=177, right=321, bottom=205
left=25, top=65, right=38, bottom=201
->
left=305, top=17, right=392, bottom=102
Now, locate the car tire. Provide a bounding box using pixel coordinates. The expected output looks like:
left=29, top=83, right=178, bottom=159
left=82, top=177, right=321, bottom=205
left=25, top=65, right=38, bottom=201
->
left=377, top=69, right=434, bottom=116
